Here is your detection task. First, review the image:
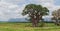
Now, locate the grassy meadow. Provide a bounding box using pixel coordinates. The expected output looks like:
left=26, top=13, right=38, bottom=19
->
left=0, top=22, right=60, bottom=31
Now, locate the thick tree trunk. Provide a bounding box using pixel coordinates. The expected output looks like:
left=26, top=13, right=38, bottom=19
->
left=32, top=18, right=38, bottom=27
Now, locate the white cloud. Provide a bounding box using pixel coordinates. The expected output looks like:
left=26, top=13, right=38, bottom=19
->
left=1, top=0, right=26, bottom=4
left=40, top=0, right=60, bottom=11
left=0, top=0, right=26, bottom=21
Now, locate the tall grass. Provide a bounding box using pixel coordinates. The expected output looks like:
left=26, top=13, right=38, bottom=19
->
left=0, top=22, right=60, bottom=31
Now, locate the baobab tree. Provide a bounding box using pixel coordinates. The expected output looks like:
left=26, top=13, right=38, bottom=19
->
left=22, top=4, right=49, bottom=27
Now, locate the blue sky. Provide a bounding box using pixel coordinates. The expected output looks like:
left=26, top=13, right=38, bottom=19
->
left=54, top=0, right=60, bottom=5
left=0, top=0, right=60, bottom=21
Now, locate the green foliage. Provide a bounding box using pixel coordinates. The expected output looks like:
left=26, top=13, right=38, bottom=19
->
left=22, top=4, right=49, bottom=16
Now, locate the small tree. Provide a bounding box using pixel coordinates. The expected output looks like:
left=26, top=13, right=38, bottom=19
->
left=52, top=9, right=60, bottom=26
left=22, top=4, right=49, bottom=27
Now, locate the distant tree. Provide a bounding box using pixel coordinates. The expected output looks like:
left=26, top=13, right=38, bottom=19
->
left=22, top=4, right=49, bottom=27
left=52, top=9, right=60, bottom=26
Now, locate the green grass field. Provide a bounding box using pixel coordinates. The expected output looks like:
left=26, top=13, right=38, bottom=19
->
left=0, top=22, right=60, bottom=31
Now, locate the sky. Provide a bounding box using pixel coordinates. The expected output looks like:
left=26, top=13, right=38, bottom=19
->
left=0, top=0, right=60, bottom=21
